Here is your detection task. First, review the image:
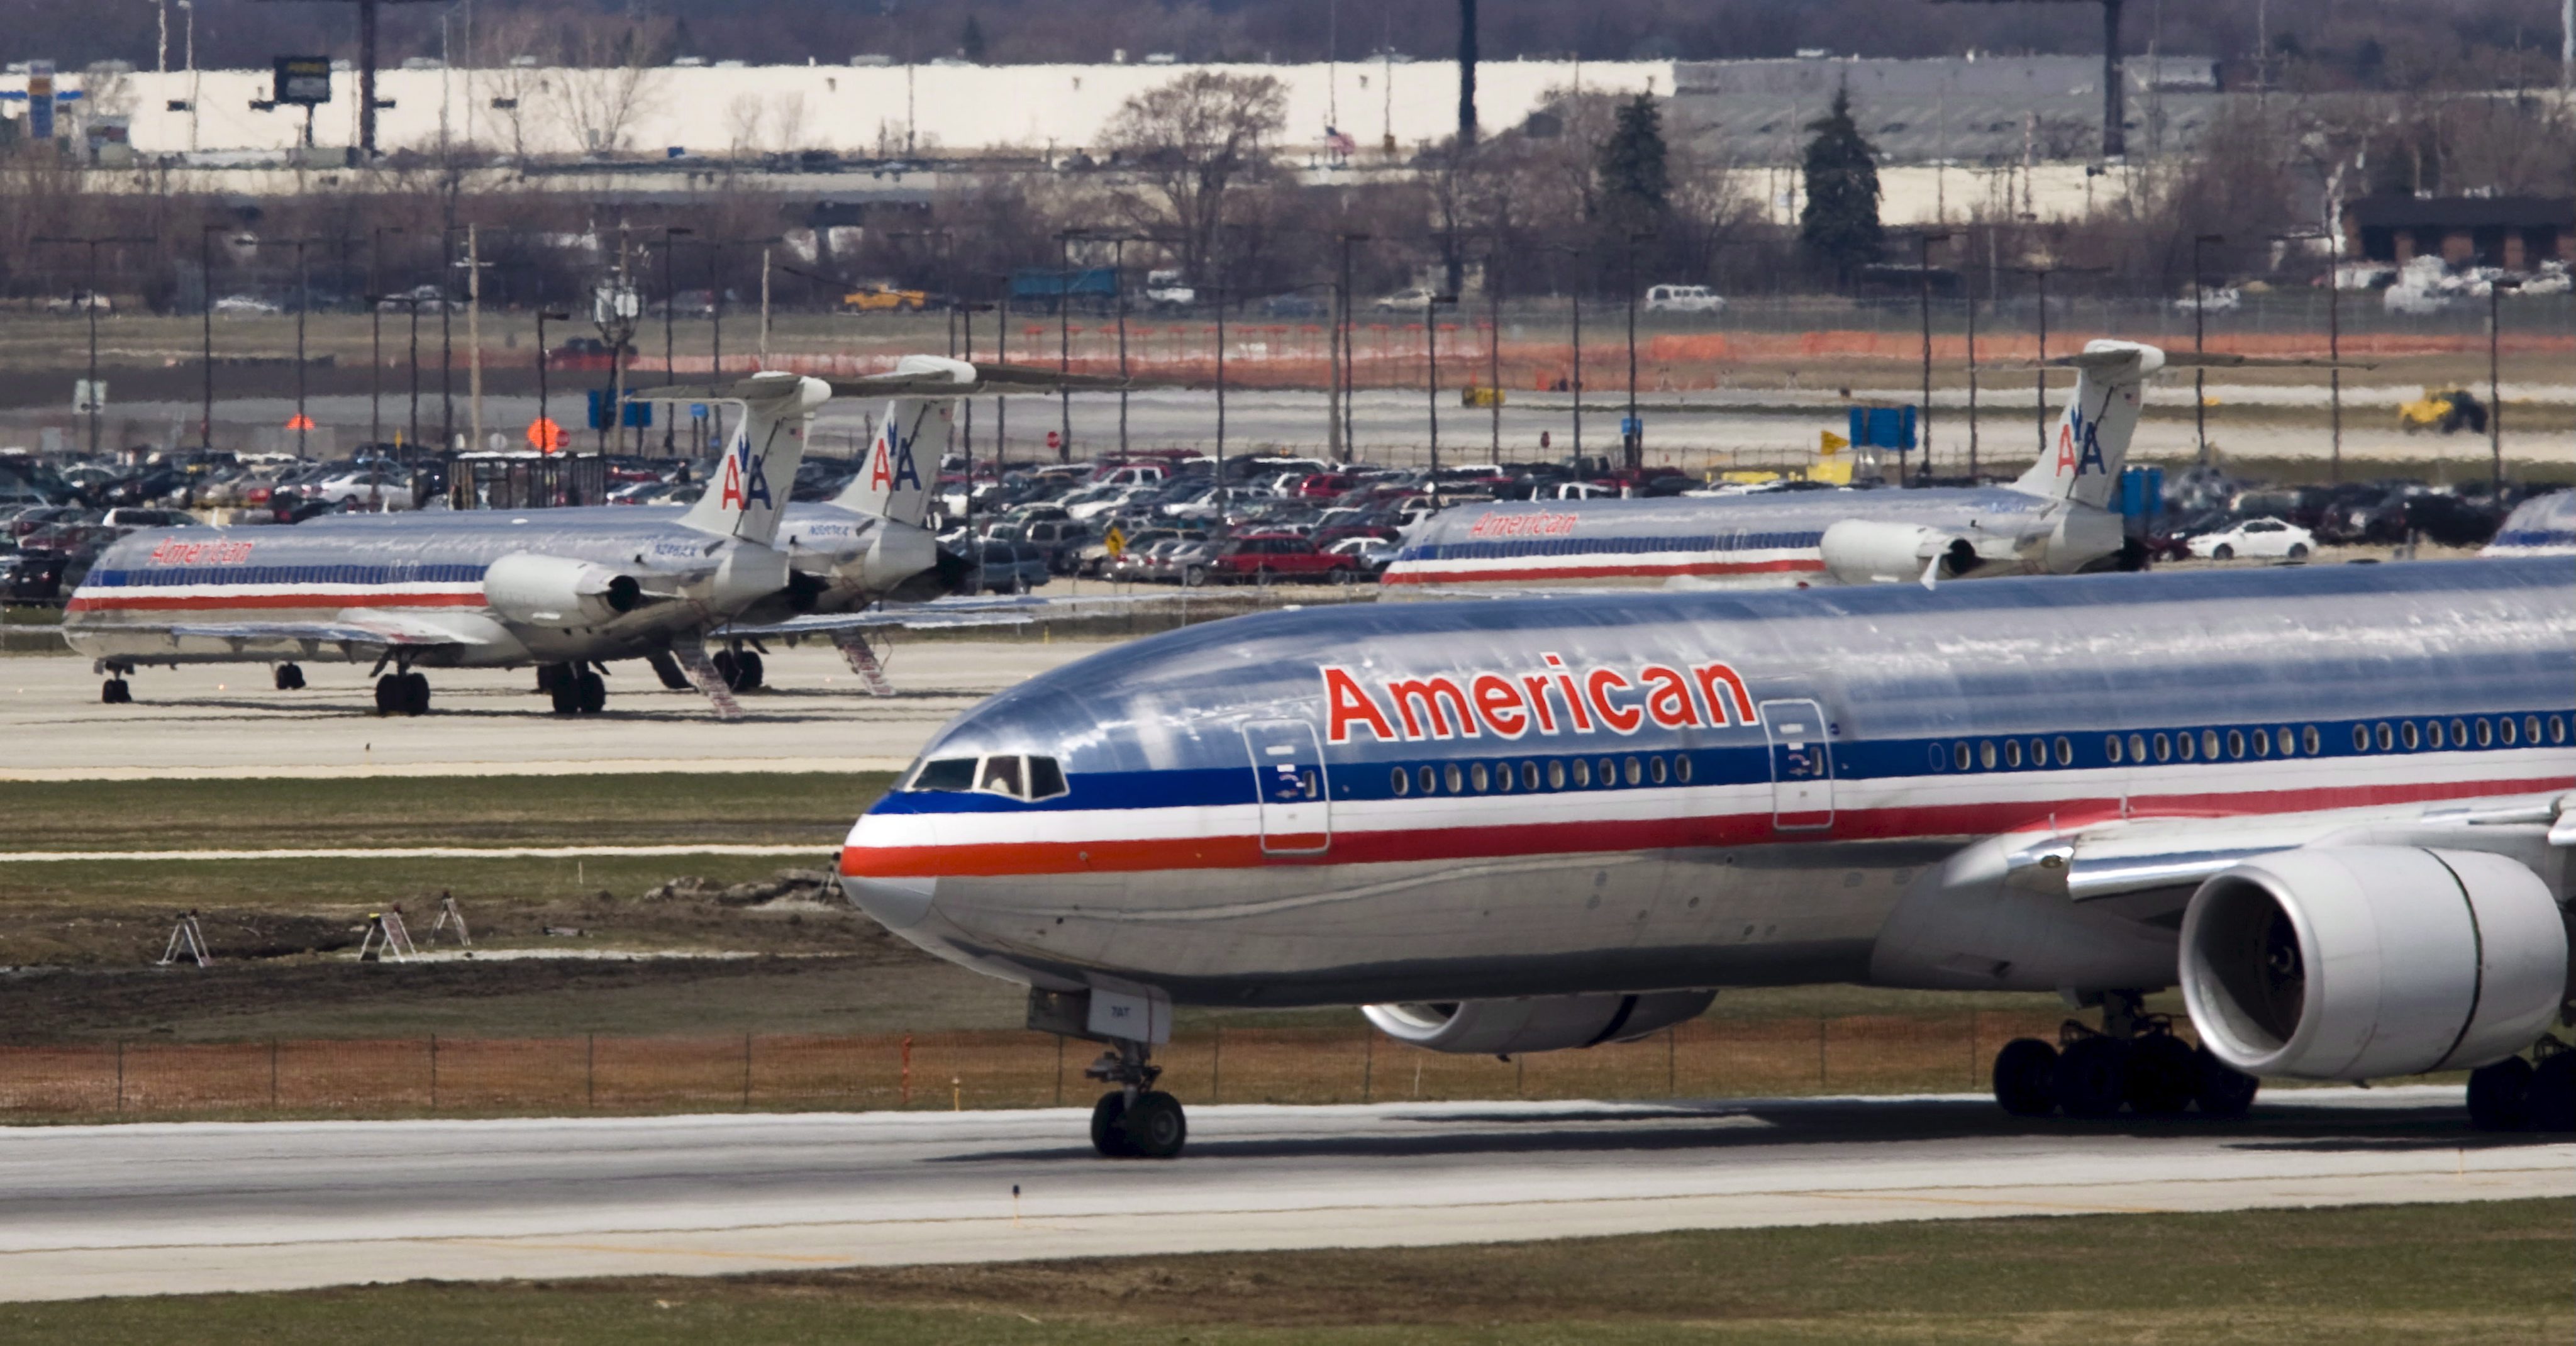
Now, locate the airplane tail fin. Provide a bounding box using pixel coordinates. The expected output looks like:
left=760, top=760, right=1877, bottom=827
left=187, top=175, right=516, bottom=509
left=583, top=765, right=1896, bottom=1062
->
left=2009, top=340, right=2162, bottom=509
left=660, top=372, right=832, bottom=546
left=833, top=396, right=947, bottom=527
left=826, top=354, right=1124, bottom=526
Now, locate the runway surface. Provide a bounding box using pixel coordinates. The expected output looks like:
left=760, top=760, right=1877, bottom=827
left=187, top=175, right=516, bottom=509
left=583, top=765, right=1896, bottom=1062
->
left=0, top=639, right=1099, bottom=779
left=0, top=1087, right=2563, bottom=1302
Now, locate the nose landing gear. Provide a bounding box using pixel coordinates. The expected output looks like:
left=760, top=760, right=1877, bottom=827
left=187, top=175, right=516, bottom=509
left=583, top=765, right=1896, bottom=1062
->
left=1085, top=1039, right=1187, bottom=1159
left=274, top=662, right=306, bottom=691
left=1989, top=991, right=2258, bottom=1121
left=97, top=660, right=135, bottom=704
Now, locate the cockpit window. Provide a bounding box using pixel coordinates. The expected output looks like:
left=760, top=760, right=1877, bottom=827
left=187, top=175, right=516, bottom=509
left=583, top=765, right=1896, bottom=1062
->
left=909, top=757, right=976, bottom=791
left=978, top=755, right=1025, bottom=796
left=906, top=754, right=1069, bottom=802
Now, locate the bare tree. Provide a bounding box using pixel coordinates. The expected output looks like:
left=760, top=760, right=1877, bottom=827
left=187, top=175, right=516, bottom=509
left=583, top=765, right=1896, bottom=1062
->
left=547, top=19, right=670, bottom=157
left=1098, top=71, right=1287, bottom=281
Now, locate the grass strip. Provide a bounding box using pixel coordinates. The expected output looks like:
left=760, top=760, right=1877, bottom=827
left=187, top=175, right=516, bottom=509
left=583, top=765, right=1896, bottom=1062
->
left=6, top=1198, right=2565, bottom=1345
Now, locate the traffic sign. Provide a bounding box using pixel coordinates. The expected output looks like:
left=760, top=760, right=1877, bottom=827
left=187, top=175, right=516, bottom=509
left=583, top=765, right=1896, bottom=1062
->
left=1045, top=430, right=1062, bottom=450
left=1104, top=524, right=1127, bottom=559
left=72, top=379, right=105, bottom=414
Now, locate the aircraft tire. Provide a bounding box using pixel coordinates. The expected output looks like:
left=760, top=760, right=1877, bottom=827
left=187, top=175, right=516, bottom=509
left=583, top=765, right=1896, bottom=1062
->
left=101, top=678, right=131, bottom=705
left=575, top=671, right=608, bottom=715
left=275, top=663, right=306, bottom=691
left=2519, top=1053, right=2575, bottom=1133
left=373, top=676, right=397, bottom=715
left=2192, top=1046, right=2260, bottom=1120
left=1121, top=1090, right=1187, bottom=1159
left=735, top=651, right=765, bottom=691
left=2467, top=1057, right=2533, bottom=1132
left=1089, top=1092, right=1136, bottom=1158
left=399, top=672, right=432, bottom=716
left=713, top=650, right=741, bottom=691
left=647, top=652, right=693, bottom=691
left=548, top=679, right=580, bottom=715
left=2052, top=1036, right=2131, bottom=1120
left=2125, top=1032, right=2199, bottom=1116
left=1991, top=1038, right=2058, bottom=1117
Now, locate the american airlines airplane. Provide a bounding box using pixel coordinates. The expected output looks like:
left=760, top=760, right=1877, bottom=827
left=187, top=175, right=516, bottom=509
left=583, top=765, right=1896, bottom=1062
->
left=840, top=557, right=2575, bottom=1158
left=1384, top=341, right=2319, bottom=589
left=2485, top=489, right=2576, bottom=557
left=61, top=358, right=1080, bottom=716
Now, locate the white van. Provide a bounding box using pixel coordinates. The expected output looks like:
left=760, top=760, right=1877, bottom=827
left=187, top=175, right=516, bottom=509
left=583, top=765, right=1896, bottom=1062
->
left=1645, top=284, right=1725, bottom=314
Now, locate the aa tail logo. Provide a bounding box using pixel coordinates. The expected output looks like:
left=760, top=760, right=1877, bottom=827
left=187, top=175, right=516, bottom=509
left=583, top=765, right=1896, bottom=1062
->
left=718, top=436, right=774, bottom=511
left=869, top=418, right=922, bottom=494
left=2056, top=409, right=2109, bottom=479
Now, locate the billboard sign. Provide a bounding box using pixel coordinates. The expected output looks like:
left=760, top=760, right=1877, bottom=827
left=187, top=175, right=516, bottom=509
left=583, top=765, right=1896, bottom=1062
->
left=273, top=57, right=333, bottom=107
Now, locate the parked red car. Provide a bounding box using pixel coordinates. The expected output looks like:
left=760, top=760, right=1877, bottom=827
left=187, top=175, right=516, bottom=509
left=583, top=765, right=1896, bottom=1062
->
left=1204, top=533, right=1360, bottom=584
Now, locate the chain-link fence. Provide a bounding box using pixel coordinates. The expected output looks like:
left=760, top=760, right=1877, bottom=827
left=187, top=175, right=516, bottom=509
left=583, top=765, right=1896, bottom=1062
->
left=0, top=1012, right=2106, bottom=1122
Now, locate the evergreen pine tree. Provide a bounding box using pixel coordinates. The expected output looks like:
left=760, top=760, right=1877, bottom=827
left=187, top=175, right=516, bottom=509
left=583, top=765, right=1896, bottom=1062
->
left=1596, top=94, right=1670, bottom=226
left=1799, top=86, right=1884, bottom=281
left=960, top=15, right=988, bottom=64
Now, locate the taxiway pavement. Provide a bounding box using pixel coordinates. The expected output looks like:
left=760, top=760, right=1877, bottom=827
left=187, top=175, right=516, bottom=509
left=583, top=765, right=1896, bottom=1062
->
left=0, top=638, right=1101, bottom=779
left=0, top=1087, right=2563, bottom=1302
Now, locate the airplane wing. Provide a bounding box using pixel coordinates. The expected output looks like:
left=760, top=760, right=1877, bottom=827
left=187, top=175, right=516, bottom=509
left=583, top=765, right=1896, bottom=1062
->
left=719, top=592, right=1184, bottom=638
left=131, top=610, right=475, bottom=648
left=1997, top=791, right=2575, bottom=906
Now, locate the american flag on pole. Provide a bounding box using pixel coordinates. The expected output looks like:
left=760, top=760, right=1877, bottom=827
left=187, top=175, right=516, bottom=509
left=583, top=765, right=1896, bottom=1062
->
left=1325, top=125, right=1358, bottom=156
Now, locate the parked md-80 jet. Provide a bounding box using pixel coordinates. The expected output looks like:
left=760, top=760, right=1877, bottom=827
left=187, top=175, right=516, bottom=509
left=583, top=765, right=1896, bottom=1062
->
left=841, top=556, right=2575, bottom=1157
left=62, top=358, right=1102, bottom=715
left=1385, top=341, right=2336, bottom=589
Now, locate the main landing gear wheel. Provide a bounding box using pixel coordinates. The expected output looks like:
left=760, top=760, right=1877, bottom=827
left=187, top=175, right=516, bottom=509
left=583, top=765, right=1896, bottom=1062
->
left=2466, top=1057, right=2533, bottom=1132
left=274, top=662, right=306, bottom=691
left=375, top=672, right=430, bottom=716
left=1991, top=1038, right=2059, bottom=1117
left=733, top=650, right=764, bottom=691
left=2524, top=1052, right=2576, bottom=1133
left=1985, top=997, right=2262, bottom=1122
left=2124, top=1030, right=2202, bottom=1116
left=2053, top=1035, right=2132, bottom=1120
left=2194, top=1046, right=2259, bottom=1120
left=1084, top=1039, right=1184, bottom=1159
left=574, top=669, right=607, bottom=715
left=101, top=677, right=133, bottom=704
left=1090, top=1092, right=1136, bottom=1158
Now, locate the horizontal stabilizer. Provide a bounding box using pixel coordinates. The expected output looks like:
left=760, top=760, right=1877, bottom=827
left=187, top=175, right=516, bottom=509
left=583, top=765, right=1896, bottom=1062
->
left=626, top=371, right=820, bottom=405
left=1975, top=351, right=2371, bottom=372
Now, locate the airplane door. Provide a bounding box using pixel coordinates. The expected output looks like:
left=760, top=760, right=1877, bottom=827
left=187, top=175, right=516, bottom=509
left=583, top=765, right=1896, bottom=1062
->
left=1760, top=699, right=1835, bottom=831
left=1243, top=720, right=1330, bottom=855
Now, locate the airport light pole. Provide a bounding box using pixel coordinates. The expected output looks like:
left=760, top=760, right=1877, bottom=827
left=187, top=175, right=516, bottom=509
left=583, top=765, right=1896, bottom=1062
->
left=199, top=223, right=226, bottom=453
left=2191, top=232, right=2223, bottom=465
left=534, top=309, right=570, bottom=451
left=1336, top=231, right=1370, bottom=461
left=291, top=237, right=314, bottom=459
left=2488, top=277, right=2518, bottom=494
left=1623, top=231, right=1653, bottom=474
left=658, top=225, right=694, bottom=452
left=1055, top=228, right=1082, bottom=463
left=369, top=226, right=405, bottom=455
left=1426, top=292, right=1458, bottom=498
left=1914, top=231, right=1953, bottom=487
left=2268, top=231, right=2345, bottom=482
left=34, top=233, right=154, bottom=460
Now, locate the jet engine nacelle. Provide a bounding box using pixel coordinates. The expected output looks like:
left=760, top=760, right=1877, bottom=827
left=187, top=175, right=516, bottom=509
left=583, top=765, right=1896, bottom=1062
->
left=2179, top=845, right=2567, bottom=1081
left=1818, top=520, right=1976, bottom=586
left=482, top=552, right=644, bottom=628
left=1362, top=990, right=1716, bottom=1055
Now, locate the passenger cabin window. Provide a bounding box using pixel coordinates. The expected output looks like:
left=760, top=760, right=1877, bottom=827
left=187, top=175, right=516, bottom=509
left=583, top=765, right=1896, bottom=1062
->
left=905, top=754, right=1069, bottom=802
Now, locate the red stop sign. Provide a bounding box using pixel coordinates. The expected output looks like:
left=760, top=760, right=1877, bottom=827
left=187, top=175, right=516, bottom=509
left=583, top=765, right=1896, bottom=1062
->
left=1045, top=430, right=1062, bottom=450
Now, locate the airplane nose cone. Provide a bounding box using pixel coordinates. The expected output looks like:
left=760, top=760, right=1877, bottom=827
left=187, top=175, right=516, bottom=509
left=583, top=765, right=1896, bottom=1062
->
left=839, top=815, right=938, bottom=930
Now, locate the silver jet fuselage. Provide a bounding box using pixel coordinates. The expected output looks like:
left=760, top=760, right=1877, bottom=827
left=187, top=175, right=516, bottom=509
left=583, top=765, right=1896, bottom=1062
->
left=841, top=559, right=2576, bottom=1006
